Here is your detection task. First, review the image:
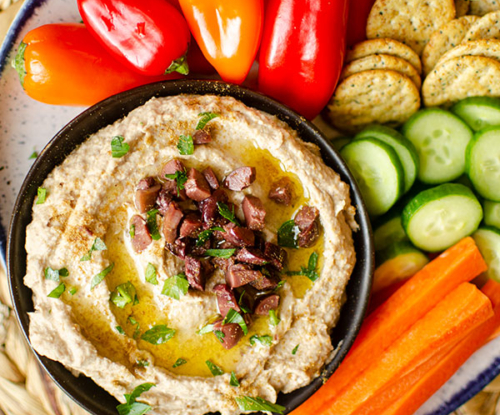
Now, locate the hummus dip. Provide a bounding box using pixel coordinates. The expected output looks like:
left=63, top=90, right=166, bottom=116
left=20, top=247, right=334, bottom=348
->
left=24, top=94, right=357, bottom=415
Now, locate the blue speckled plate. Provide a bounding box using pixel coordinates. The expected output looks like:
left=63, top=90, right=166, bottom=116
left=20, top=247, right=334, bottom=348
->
left=1, top=1, right=499, bottom=414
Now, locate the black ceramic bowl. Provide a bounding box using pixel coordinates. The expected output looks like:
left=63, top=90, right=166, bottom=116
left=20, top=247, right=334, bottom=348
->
left=7, top=80, right=373, bottom=415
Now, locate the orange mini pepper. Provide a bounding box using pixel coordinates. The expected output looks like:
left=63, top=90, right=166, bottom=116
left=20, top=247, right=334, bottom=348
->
left=178, top=0, right=264, bottom=84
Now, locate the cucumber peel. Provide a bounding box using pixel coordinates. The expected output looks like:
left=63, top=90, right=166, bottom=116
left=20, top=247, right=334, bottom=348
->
left=472, top=226, right=500, bottom=282
left=451, top=96, right=500, bottom=132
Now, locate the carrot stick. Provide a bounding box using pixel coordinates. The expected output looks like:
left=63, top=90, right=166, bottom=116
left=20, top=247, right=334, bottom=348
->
left=322, top=282, right=493, bottom=415
left=290, top=237, right=487, bottom=415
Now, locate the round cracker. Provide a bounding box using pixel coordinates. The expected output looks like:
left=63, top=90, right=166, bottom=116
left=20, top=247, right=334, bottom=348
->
left=470, top=0, right=500, bottom=16
left=326, top=70, right=421, bottom=134
left=465, top=10, right=500, bottom=41
left=422, top=55, right=500, bottom=106
left=422, top=16, right=479, bottom=75
left=435, top=39, right=500, bottom=67
left=340, top=54, right=422, bottom=89
left=346, top=38, right=422, bottom=74
left=455, top=0, right=470, bottom=17
left=366, top=0, right=456, bottom=55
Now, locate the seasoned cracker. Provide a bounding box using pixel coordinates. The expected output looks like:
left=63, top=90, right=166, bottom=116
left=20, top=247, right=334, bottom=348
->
left=326, top=70, right=420, bottom=134
left=470, top=0, right=500, bottom=16
left=455, top=0, right=470, bottom=17
left=366, top=0, right=456, bottom=55
left=340, top=54, right=422, bottom=89
left=346, top=38, right=422, bottom=74
left=422, top=16, right=479, bottom=75
left=465, top=10, right=500, bottom=41
left=422, top=55, right=500, bottom=106
left=435, top=39, right=500, bottom=67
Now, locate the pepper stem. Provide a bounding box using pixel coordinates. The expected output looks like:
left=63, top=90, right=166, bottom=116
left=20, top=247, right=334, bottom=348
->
left=166, top=53, right=189, bottom=76
left=12, top=41, right=27, bottom=87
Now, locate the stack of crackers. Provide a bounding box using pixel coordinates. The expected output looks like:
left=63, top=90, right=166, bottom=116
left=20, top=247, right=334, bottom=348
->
left=325, top=0, right=500, bottom=134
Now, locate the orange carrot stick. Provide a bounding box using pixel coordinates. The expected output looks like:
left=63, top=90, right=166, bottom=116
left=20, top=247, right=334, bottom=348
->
left=290, top=237, right=487, bottom=415
left=323, top=282, right=493, bottom=415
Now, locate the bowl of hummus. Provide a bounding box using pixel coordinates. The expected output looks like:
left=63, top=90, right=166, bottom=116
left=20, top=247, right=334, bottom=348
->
left=7, top=80, right=373, bottom=415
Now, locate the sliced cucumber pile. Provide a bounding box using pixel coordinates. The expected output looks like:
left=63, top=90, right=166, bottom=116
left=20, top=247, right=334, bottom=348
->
left=402, top=183, right=483, bottom=252
left=484, top=200, right=500, bottom=229
left=472, top=227, right=500, bottom=282
left=355, top=125, right=419, bottom=193
left=466, top=128, right=500, bottom=202
left=341, top=138, right=404, bottom=217
left=451, top=96, right=500, bottom=132
left=402, top=108, right=473, bottom=184
left=373, top=214, right=408, bottom=252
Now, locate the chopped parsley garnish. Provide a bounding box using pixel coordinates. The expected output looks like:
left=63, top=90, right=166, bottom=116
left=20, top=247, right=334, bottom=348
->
left=249, top=334, right=273, bottom=346
left=223, top=308, right=248, bottom=335
left=164, top=170, right=188, bottom=197
left=214, top=330, right=225, bottom=343
left=217, top=202, right=240, bottom=225
left=136, top=360, right=149, bottom=368
left=275, top=280, right=286, bottom=290
left=47, top=283, right=65, bottom=298
left=29, top=149, right=38, bottom=160
left=286, top=252, right=320, bottom=282
left=44, top=266, right=68, bottom=282
left=110, top=281, right=138, bottom=309
left=269, top=309, right=280, bottom=327
left=59, top=268, right=69, bottom=277
left=36, top=187, right=47, bottom=205
left=141, top=325, right=176, bottom=345
left=196, top=226, right=224, bottom=246
left=161, top=273, right=189, bottom=300
left=234, top=396, right=285, bottom=414
left=90, top=263, right=114, bottom=290
left=173, top=358, right=187, bottom=368
left=196, top=112, right=220, bottom=130
left=277, top=220, right=299, bottom=248
left=145, top=263, right=158, bottom=285
left=146, top=209, right=161, bottom=241
left=116, top=383, right=155, bottom=415
left=205, top=360, right=224, bottom=376
left=197, top=323, right=215, bottom=335
left=68, top=287, right=78, bottom=295
left=292, top=344, right=300, bottom=355
left=238, top=290, right=251, bottom=314
left=80, top=237, right=107, bottom=261
left=111, top=136, right=130, bottom=158
left=128, top=316, right=141, bottom=339
left=230, top=371, right=240, bottom=387
left=177, top=134, right=194, bottom=155
left=116, top=326, right=125, bottom=335
left=204, top=248, right=236, bottom=259
left=129, top=224, right=136, bottom=238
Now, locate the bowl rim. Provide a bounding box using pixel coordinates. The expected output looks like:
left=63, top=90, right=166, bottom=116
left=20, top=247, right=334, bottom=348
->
left=7, top=79, right=374, bottom=415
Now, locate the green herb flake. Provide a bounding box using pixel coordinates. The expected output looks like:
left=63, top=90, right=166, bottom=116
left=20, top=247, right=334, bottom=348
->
left=90, top=263, right=114, bottom=290
left=145, top=263, right=158, bottom=285
left=29, top=150, right=38, bottom=160
left=48, top=283, right=65, bottom=299
left=277, top=220, right=299, bottom=248
left=197, top=323, right=215, bottom=335
left=81, top=237, right=107, bottom=262
left=286, top=252, right=320, bottom=282
left=164, top=170, right=188, bottom=197
left=249, top=334, right=273, bottom=346
left=141, top=325, right=176, bottom=345
left=214, top=330, right=225, bottom=343
left=146, top=209, right=161, bottom=241
left=136, top=360, right=149, bottom=368
left=177, top=134, right=194, bottom=155
left=117, top=382, right=155, bottom=415
left=223, top=308, right=248, bottom=335
left=129, top=224, right=136, bottom=238
left=111, top=136, right=130, bottom=158
left=275, top=280, right=286, bottom=290
left=44, top=267, right=60, bottom=282
left=269, top=309, right=280, bottom=327
left=36, top=187, right=47, bottom=205
left=205, top=360, right=224, bottom=376
left=234, top=396, right=285, bottom=414
left=217, top=202, right=240, bottom=225
left=161, top=273, right=189, bottom=300
left=110, top=281, right=137, bottom=309
left=196, top=226, right=224, bottom=246
left=204, top=248, right=236, bottom=259
left=292, top=344, right=300, bottom=355
left=196, top=112, right=219, bottom=130
left=69, top=287, right=78, bottom=295
left=172, top=358, right=187, bottom=368
left=116, top=326, right=125, bottom=335
left=230, top=371, right=240, bottom=387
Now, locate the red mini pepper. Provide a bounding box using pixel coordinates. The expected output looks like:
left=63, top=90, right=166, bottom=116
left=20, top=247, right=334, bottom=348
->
left=346, top=0, right=376, bottom=47
left=258, top=0, right=349, bottom=120
left=78, top=0, right=191, bottom=76
left=178, top=0, right=264, bottom=84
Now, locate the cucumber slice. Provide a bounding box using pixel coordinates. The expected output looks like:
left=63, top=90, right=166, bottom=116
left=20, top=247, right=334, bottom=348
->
left=355, top=125, right=419, bottom=193
left=465, top=128, right=500, bottom=202
left=374, top=241, right=429, bottom=293
left=374, top=215, right=408, bottom=251
left=330, top=137, right=351, bottom=151
left=402, top=183, right=483, bottom=252
left=341, top=138, right=404, bottom=217
left=451, top=97, right=500, bottom=132
left=402, top=108, right=473, bottom=184
left=472, top=226, right=500, bottom=282
left=484, top=200, right=500, bottom=229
